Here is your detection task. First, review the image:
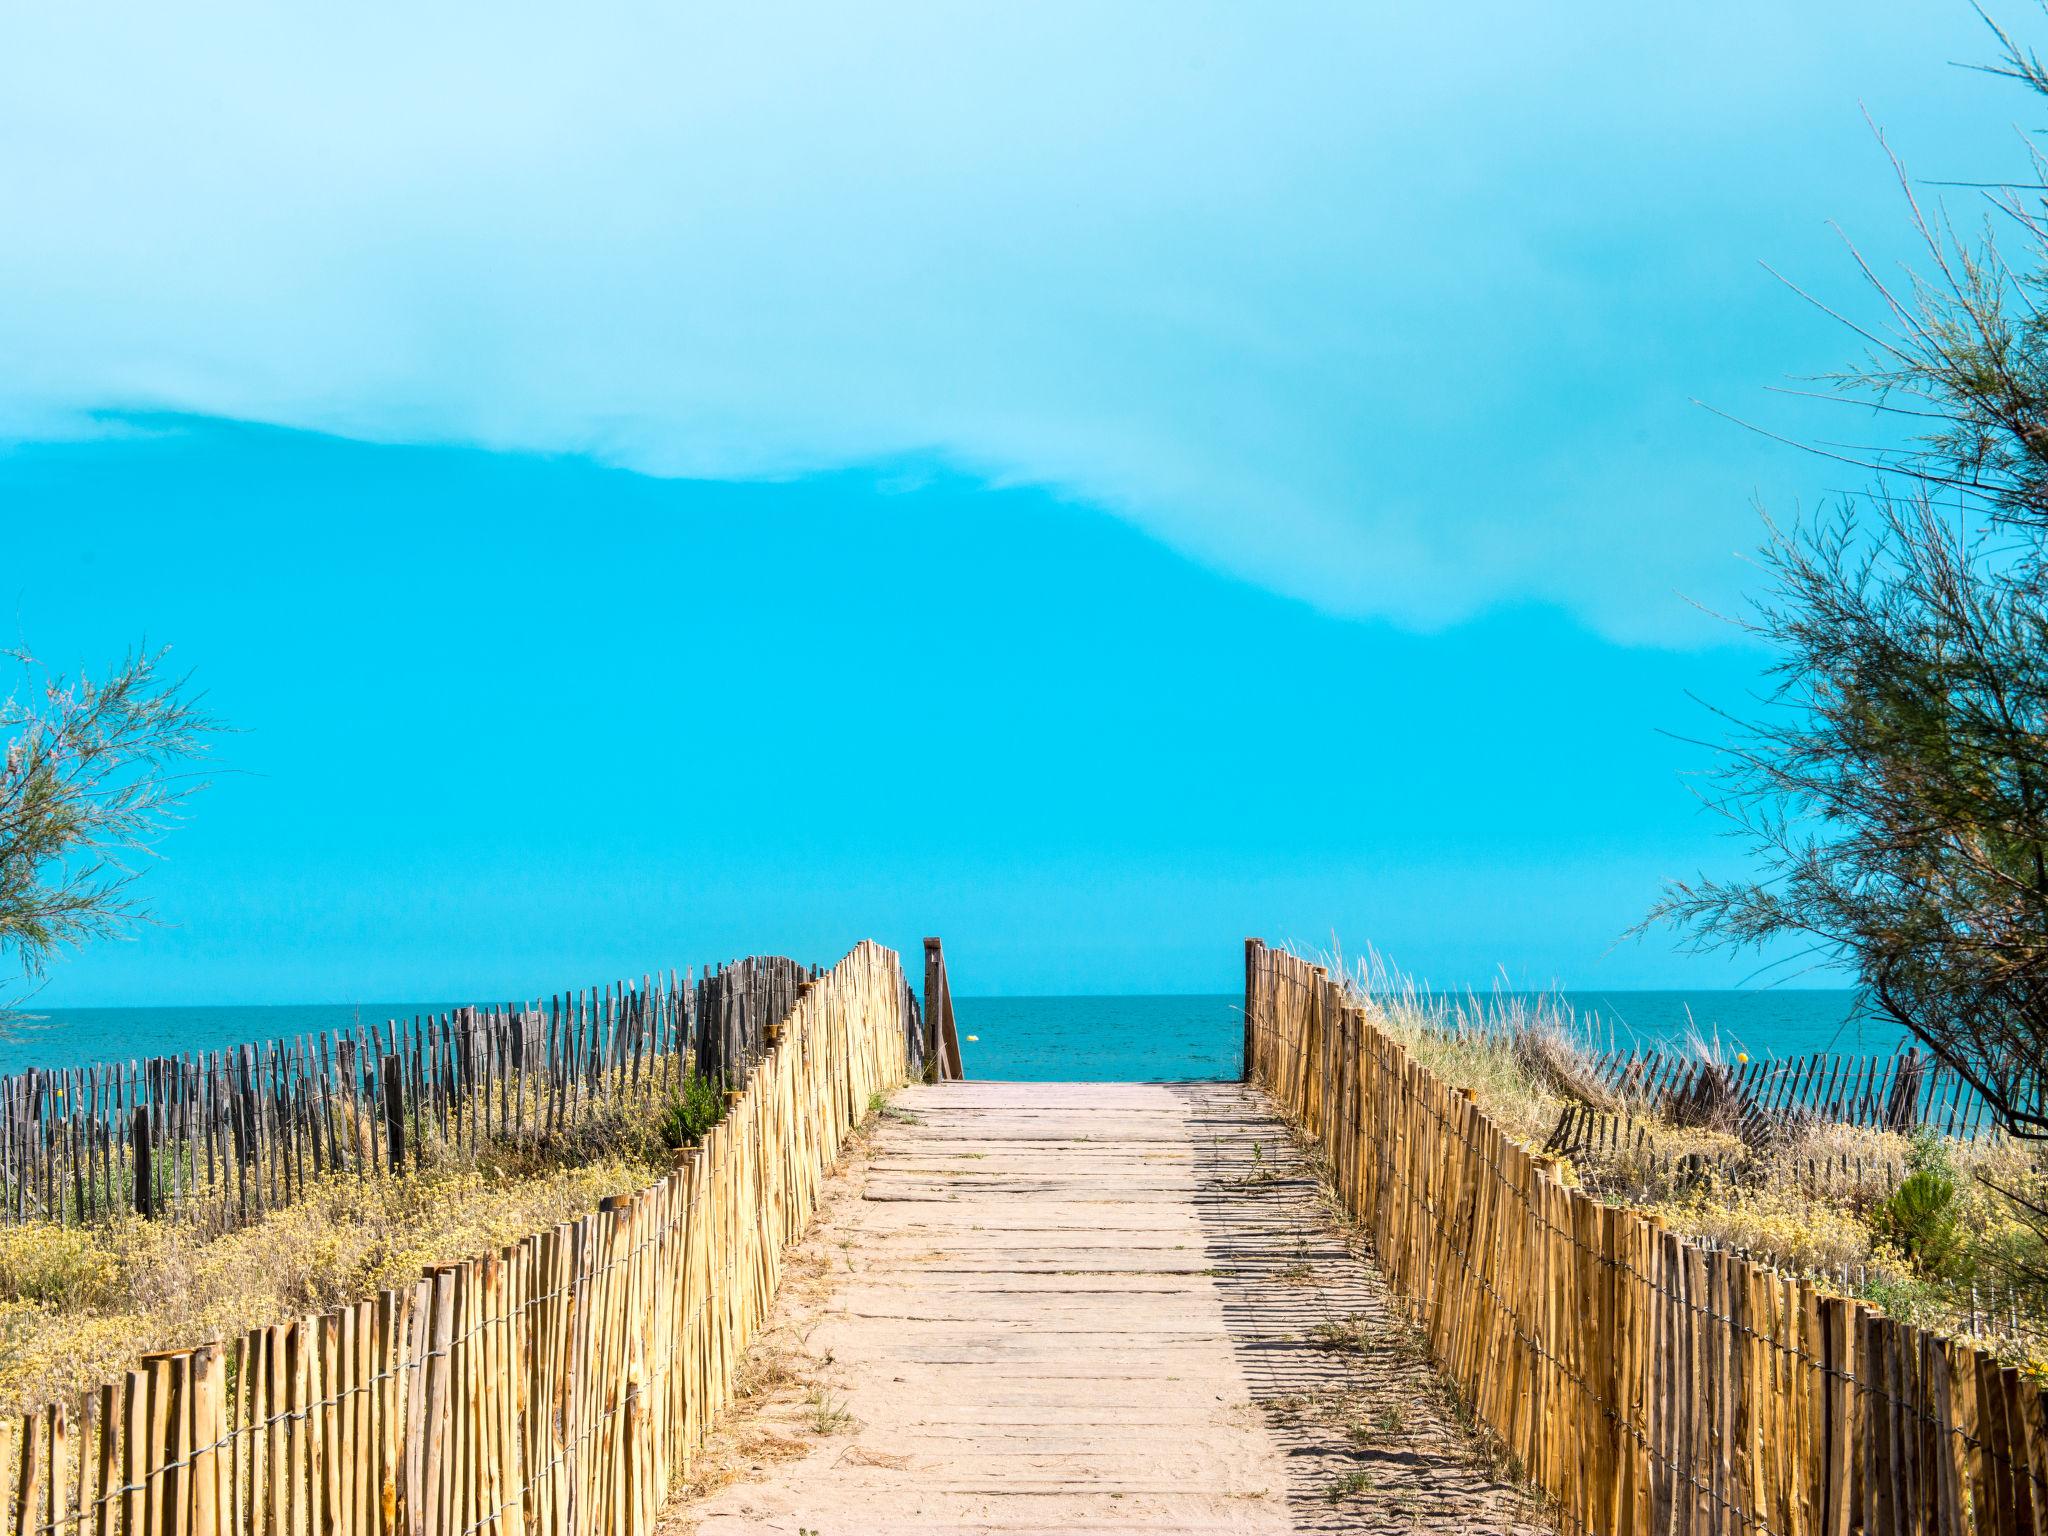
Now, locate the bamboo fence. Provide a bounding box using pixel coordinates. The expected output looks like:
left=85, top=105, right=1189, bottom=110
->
left=0, top=954, right=932, bottom=1230
left=1244, top=939, right=2048, bottom=1535
left=0, top=938, right=912, bottom=1536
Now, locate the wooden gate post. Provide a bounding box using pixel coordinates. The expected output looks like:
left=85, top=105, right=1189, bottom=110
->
left=921, top=938, right=965, bottom=1082
left=1243, top=937, right=1262, bottom=1083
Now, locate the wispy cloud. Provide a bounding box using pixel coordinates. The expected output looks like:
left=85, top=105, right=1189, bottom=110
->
left=0, top=1, right=1996, bottom=638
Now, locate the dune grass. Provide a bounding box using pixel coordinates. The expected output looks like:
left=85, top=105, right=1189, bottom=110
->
left=0, top=1071, right=724, bottom=1420
left=1314, top=945, right=2048, bottom=1373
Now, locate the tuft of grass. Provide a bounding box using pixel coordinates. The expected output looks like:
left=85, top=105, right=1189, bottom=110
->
left=803, top=1385, right=856, bottom=1435
left=1325, top=1468, right=1375, bottom=1502
left=1309, top=1314, right=1374, bottom=1354
left=656, top=1068, right=728, bottom=1151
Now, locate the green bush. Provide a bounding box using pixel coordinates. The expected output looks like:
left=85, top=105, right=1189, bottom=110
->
left=1904, top=1123, right=1956, bottom=1181
left=1873, top=1167, right=1964, bottom=1276
left=657, top=1070, right=726, bottom=1151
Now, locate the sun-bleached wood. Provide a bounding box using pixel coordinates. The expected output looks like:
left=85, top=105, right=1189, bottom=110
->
left=0, top=942, right=911, bottom=1536
left=1243, top=940, right=2048, bottom=1535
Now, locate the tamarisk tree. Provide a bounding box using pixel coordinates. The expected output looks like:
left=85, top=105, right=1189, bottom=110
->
left=0, top=647, right=218, bottom=1011
left=1655, top=18, right=2048, bottom=1139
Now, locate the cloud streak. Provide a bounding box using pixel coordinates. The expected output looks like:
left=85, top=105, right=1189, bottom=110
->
left=0, top=1, right=2001, bottom=638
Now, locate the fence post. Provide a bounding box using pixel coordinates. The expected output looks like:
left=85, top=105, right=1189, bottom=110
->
left=1242, top=937, right=1261, bottom=1083
left=380, top=1054, right=407, bottom=1170
left=921, top=938, right=964, bottom=1081
left=921, top=942, right=941, bottom=1080
left=132, top=1106, right=152, bottom=1219
left=1885, top=1046, right=1924, bottom=1133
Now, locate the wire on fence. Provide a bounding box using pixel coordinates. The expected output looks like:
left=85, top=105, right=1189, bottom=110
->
left=0, top=939, right=919, bottom=1536
left=1243, top=939, right=2048, bottom=1536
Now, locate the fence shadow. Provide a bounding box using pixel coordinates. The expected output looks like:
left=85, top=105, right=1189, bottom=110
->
left=1174, top=1082, right=1553, bottom=1535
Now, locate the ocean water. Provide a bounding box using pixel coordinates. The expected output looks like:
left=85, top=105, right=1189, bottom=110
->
left=954, top=995, right=1247, bottom=1081
left=953, top=989, right=1881, bottom=1081
left=0, top=1003, right=453, bottom=1077
left=0, top=990, right=1879, bottom=1082
left=1495, top=989, right=1895, bottom=1059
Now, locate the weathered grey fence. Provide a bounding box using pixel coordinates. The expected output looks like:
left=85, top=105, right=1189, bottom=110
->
left=0, top=952, right=936, bottom=1228
left=1584, top=1043, right=1997, bottom=1137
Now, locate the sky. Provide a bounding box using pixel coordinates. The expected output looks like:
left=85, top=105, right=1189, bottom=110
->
left=0, top=2, right=2032, bottom=1002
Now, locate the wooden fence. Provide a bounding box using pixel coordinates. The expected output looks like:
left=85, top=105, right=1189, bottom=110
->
left=0, top=938, right=912, bottom=1536
left=1543, top=1102, right=1913, bottom=1210
left=1582, top=1045, right=1998, bottom=1139
left=0, top=953, right=933, bottom=1229
left=1244, top=939, right=2048, bottom=1536
left=921, top=938, right=964, bottom=1082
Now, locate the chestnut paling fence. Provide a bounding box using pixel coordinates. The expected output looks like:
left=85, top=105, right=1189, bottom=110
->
left=0, top=952, right=928, bottom=1230
left=1243, top=939, right=2048, bottom=1536
left=1579, top=1044, right=1996, bottom=1140
left=0, top=939, right=916, bottom=1536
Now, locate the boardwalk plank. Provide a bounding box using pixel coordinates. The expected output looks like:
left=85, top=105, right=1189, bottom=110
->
left=675, top=1081, right=1553, bottom=1535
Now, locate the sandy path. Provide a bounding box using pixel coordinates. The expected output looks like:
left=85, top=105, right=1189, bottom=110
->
left=668, top=1080, right=1553, bottom=1535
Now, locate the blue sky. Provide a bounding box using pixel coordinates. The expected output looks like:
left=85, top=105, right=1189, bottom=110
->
left=0, top=3, right=2027, bottom=1000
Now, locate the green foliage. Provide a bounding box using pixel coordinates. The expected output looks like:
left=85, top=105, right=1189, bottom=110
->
left=656, top=1070, right=726, bottom=1151
left=1905, top=1123, right=1956, bottom=1181
left=1873, top=1169, right=1964, bottom=1277
left=1647, top=18, right=2048, bottom=1140
left=1, top=647, right=218, bottom=1008
left=1861, top=1266, right=1959, bottom=1334
left=1872, top=1106, right=1967, bottom=1281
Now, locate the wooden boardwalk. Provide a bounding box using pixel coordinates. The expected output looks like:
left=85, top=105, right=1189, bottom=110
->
left=677, top=1081, right=1550, bottom=1535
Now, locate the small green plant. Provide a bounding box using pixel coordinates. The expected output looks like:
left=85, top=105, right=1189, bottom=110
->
left=1904, top=1123, right=1956, bottom=1179
left=1325, top=1468, right=1375, bottom=1501
left=656, top=1070, right=726, bottom=1151
left=1872, top=1166, right=1963, bottom=1277
left=804, top=1385, right=856, bottom=1435
left=1309, top=1314, right=1374, bottom=1353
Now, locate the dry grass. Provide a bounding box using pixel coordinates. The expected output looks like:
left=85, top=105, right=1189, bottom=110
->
left=0, top=1152, right=667, bottom=1420
left=1325, top=945, right=1613, bottom=1152
left=0, top=1066, right=738, bottom=1421
left=1312, top=942, right=2048, bottom=1374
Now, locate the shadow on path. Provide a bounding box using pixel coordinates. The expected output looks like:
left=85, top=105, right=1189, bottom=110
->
left=1175, top=1082, right=1554, bottom=1536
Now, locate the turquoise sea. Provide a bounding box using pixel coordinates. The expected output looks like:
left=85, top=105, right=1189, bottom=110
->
left=0, top=989, right=1883, bottom=1082
left=953, top=989, right=1887, bottom=1081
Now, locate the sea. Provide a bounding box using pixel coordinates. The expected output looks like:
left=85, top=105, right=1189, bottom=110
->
left=0, top=990, right=1892, bottom=1083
